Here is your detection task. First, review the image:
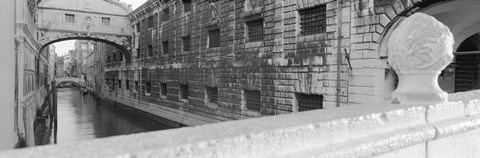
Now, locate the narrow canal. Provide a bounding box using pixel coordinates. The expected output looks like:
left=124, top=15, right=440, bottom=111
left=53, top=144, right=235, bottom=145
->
left=52, top=88, right=174, bottom=144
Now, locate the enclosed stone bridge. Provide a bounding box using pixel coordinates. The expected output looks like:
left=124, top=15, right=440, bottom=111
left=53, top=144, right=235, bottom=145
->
left=37, top=0, right=133, bottom=64
left=54, top=77, right=86, bottom=87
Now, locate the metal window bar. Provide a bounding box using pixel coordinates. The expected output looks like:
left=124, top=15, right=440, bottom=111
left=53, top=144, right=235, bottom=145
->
left=183, top=0, right=192, bottom=13
left=207, top=87, right=218, bottom=103
left=247, top=19, right=264, bottom=42
left=180, top=84, right=188, bottom=99
left=183, top=36, right=191, bottom=51
left=245, top=90, right=261, bottom=112
left=297, top=93, right=323, bottom=111
left=161, top=83, right=167, bottom=96
left=299, top=5, right=326, bottom=36
left=209, top=29, right=221, bottom=48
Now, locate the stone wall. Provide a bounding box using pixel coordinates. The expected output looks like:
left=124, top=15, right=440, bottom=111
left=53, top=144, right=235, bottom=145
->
left=1, top=90, right=479, bottom=157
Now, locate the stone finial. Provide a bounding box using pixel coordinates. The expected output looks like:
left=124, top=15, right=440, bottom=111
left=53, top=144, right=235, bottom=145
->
left=387, top=13, right=454, bottom=104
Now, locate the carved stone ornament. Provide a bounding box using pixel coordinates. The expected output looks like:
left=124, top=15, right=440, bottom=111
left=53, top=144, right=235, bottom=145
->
left=387, top=13, right=454, bottom=104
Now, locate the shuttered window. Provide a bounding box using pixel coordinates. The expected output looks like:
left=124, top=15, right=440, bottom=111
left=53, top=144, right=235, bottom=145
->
left=296, top=93, right=323, bottom=111
left=244, top=90, right=261, bottom=112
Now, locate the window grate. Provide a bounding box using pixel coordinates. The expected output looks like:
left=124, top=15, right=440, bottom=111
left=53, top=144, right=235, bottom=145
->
left=118, top=80, right=122, bottom=88
left=163, top=8, right=170, bottom=21
left=209, top=29, right=221, bottom=48
left=183, top=0, right=192, bottom=13
left=162, top=41, right=169, bottom=54
left=102, top=17, right=110, bottom=25
left=161, top=83, right=167, bottom=96
left=183, top=36, right=191, bottom=51
left=126, top=80, right=130, bottom=90
left=65, top=14, right=75, bottom=23
left=297, top=94, right=323, bottom=111
left=246, top=19, right=264, bottom=42
left=148, top=45, right=153, bottom=56
left=299, top=5, right=327, bottom=36
left=180, top=84, right=188, bottom=99
left=206, top=87, right=218, bottom=103
left=135, top=81, right=139, bottom=91
left=148, top=16, right=154, bottom=28
left=244, top=90, right=261, bottom=112
left=146, top=82, right=151, bottom=93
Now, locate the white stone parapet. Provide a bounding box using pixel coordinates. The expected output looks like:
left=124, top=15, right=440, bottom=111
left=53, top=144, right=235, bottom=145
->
left=387, top=13, right=455, bottom=104
left=0, top=90, right=479, bottom=158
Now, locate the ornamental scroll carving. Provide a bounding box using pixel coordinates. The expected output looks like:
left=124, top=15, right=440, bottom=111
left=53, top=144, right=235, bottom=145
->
left=387, top=13, right=454, bottom=104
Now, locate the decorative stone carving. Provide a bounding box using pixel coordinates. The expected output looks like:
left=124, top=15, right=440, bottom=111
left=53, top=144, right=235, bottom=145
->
left=209, top=1, right=219, bottom=22
left=387, top=13, right=454, bottom=104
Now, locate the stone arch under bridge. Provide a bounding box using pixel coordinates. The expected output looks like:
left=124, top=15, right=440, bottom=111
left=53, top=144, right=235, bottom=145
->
left=37, top=0, right=133, bottom=64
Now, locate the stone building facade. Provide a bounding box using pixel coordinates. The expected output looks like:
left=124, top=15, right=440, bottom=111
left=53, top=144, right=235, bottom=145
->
left=98, top=0, right=480, bottom=127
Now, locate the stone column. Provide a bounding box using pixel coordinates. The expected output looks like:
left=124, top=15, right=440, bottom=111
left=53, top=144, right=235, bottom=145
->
left=387, top=13, right=454, bottom=104
left=0, top=0, right=18, bottom=151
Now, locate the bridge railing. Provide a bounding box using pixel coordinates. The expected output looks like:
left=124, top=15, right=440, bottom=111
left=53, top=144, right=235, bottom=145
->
left=1, top=13, right=479, bottom=158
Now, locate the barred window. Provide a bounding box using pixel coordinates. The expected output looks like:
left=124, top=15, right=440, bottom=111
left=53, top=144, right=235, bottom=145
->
left=163, top=8, right=170, bottom=21
left=208, top=28, right=221, bottom=48
left=148, top=16, right=154, bottom=28
left=136, top=48, right=141, bottom=58
left=118, top=80, right=122, bottom=88
left=148, top=45, right=153, bottom=56
left=299, top=5, right=327, bottom=36
left=119, top=53, right=123, bottom=61
left=161, top=83, right=167, bottom=96
left=136, top=22, right=141, bottom=32
left=146, top=82, right=151, bottom=93
left=102, top=17, right=111, bottom=25
left=162, top=41, right=169, bottom=54
left=180, top=84, right=188, bottom=99
left=183, top=0, right=192, bottom=13
left=135, top=81, right=139, bottom=90
left=246, top=19, right=264, bottom=42
left=183, top=36, right=191, bottom=51
left=126, top=80, right=130, bottom=90
left=65, top=14, right=75, bottom=23
left=206, top=87, right=218, bottom=103
left=244, top=90, right=261, bottom=112
left=296, top=94, right=323, bottom=111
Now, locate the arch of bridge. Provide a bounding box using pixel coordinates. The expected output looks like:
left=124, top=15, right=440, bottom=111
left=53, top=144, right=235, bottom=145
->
left=38, top=0, right=133, bottom=63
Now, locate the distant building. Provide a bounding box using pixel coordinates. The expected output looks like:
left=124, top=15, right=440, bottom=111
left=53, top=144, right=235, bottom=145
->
left=55, top=56, right=65, bottom=78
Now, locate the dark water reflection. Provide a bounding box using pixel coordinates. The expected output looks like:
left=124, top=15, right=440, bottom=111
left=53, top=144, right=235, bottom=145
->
left=55, top=88, right=173, bottom=144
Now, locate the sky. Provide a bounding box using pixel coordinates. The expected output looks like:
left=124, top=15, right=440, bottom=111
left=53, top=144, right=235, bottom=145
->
left=53, top=0, right=148, bottom=56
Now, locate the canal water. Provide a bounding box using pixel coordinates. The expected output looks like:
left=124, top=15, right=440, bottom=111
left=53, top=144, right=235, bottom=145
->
left=53, top=88, right=174, bottom=144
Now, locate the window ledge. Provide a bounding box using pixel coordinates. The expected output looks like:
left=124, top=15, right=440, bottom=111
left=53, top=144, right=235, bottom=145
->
left=241, top=7, right=263, bottom=21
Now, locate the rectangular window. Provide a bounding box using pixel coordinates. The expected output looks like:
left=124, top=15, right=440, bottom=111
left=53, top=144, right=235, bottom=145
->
left=146, top=82, right=151, bottom=93
left=126, top=80, right=130, bottom=90
left=161, top=83, right=167, bottom=96
left=299, top=5, right=327, bottom=36
left=246, top=19, right=264, bottom=42
left=244, top=90, right=261, bottom=112
left=65, top=14, right=75, bottom=23
left=136, top=22, right=141, bottom=32
left=182, top=36, right=191, bottom=51
left=102, top=17, right=111, bottom=25
left=206, top=87, right=218, bottom=103
left=119, top=53, right=123, bottom=61
left=112, top=80, right=116, bottom=88
left=162, top=41, right=169, bottom=54
left=137, top=48, right=141, bottom=58
left=163, top=8, right=170, bottom=21
left=148, top=16, right=154, bottom=28
left=135, top=81, right=139, bottom=91
left=118, top=80, right=122, bottom=88
left=183, top=0, right=192, bottom=13
left=208, top=28, right=221, bottom=48
left=296, top=94, right=323, bottom=111
left=180, top=84, right=188, bottom=99
left=148, top=45, right=153, bottom=56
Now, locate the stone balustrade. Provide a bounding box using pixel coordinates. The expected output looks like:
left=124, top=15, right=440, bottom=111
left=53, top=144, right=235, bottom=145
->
left=0, top=90, right=479, bottom=158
